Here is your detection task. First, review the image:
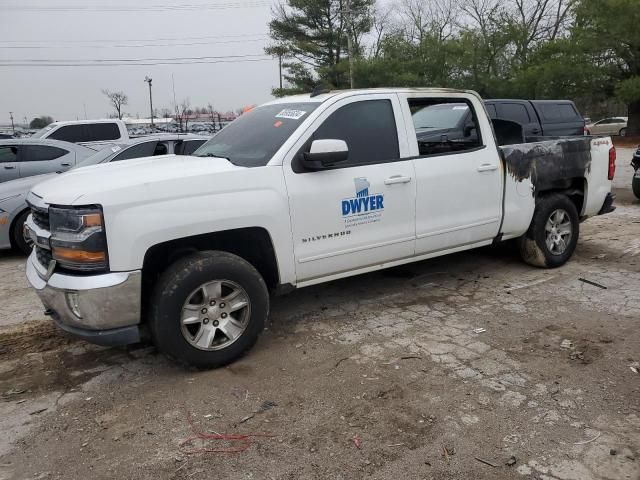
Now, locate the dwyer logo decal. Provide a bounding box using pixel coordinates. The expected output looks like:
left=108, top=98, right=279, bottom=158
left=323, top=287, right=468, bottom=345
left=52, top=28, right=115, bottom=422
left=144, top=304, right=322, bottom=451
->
left=342, top=177, right=384, bottom=217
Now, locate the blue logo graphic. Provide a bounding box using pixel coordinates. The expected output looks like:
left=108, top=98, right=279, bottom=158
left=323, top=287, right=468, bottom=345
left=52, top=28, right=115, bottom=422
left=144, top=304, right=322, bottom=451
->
left=342, top=177, right=384, bottom=217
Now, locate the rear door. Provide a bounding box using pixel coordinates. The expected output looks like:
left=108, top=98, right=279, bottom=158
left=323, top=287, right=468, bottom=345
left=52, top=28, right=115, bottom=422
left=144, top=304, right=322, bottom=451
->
left=399, top=93, right=502, bottom=254
left=20, top=144, right=74, bottom=177
left=0, top=145, right=20, bottom=182
left=85, top=123, right=122, bottom=146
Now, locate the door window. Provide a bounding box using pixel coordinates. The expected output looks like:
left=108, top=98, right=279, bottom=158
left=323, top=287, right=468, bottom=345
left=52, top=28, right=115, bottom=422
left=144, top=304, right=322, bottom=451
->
left=48, top=125, right=87, bottom=142
left=0, top=146, right=18, bottom=162
left=311, top=99, right=399, bottom=167
left=111, top=141, right=158, bottom=161
left=23, top=145, right=68, bottom=161
left=409, top=99, right=482, bottom=156
left=175, top=139, right=206, bottom=155
left=499, top=103, right=530, bottom=124
left=88, top=123, right=120, bottom=141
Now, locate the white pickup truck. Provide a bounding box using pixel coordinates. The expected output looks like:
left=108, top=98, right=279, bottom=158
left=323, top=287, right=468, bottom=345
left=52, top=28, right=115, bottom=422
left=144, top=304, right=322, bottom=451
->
left=24, top=88, right=616, bottom=368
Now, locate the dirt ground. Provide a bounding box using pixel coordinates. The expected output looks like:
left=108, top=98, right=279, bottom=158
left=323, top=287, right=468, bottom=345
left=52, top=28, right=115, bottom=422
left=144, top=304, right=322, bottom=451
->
left=0, top=149, right=638, bottom=480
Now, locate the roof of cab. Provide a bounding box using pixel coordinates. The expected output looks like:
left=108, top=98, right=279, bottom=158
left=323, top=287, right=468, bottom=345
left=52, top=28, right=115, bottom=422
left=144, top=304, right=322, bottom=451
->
left=263, top=87, right=480, bottom=105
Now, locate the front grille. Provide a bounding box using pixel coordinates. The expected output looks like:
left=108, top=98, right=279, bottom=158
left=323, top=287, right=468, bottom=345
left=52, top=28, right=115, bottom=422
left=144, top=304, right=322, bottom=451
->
left=36, top=246, right=53, bottom=268
left=31, top=207, right=50, bottom=230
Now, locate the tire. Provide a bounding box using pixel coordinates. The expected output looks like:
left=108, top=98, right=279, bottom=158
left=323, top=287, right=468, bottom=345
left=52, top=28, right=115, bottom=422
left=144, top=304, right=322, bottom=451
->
left=619, top=128, right=627, bottom=137
left=11, top=209, right=33, bottom=255
left=518, top=193, right=579, bottom=268
left=150, top=251, right=269, bottom=369
left=633, top=174, right=640, bottom=200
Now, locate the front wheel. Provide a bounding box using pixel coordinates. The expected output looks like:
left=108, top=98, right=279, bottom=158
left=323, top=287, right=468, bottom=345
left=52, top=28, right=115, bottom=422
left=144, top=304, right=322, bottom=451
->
left=518, top=193, right=579, bottom=268
left=150, top=251, right=269, bottom=368
left=619, top=128, right=627, bottom=137
left=633, top=173, right=640, bottom=199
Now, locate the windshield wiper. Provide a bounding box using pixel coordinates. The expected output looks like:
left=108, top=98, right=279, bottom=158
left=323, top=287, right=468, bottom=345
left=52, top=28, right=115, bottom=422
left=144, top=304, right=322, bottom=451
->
left=196, top=152, right=232, bottom=162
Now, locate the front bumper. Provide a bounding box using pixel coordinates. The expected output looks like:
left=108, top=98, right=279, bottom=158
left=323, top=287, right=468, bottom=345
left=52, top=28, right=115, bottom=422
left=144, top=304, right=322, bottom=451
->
left=26, top=251, right=142, bottom=346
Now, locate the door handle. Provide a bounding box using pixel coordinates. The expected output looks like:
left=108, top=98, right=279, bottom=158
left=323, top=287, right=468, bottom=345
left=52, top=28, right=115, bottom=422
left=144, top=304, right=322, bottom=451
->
left=477, top=164, right=498, bottom=172
left=60, top=162, right=71, bottom=167
left=384, top=175, right=412, bottom=185
left=4, top=165, right=15, bottom=170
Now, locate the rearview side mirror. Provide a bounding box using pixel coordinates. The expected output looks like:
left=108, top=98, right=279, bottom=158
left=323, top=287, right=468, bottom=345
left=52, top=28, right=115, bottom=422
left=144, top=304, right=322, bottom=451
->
left=301, top=139, right=349, bottom=170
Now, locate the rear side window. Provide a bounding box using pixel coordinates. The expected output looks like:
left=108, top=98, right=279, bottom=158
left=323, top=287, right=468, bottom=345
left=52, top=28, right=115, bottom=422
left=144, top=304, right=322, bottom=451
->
left=312, top=99, right=399, bottom=166
left=49, top=125, right=87, bottom=143
left=175, top=139, right=206, bottom=155
left=88, top=123, right=120, bottom=141
left=0, top=146, right=19, bottom=162
left=111, top=141, right=157, bottom=161
left=23, top=145, right=68, bottom=161
left=539, top=103, right=579, bottom=121
left=499, top=103, right=531, bottom=124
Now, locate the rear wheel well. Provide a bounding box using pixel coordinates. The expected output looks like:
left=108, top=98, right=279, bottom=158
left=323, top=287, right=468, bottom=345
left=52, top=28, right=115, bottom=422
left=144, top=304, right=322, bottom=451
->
left=536, top=177, right=585, bottom=216
left=141, top=228, right=280, bottom=322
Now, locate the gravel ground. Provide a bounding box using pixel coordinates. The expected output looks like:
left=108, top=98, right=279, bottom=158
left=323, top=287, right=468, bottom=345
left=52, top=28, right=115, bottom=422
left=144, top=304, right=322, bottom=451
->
left=0, top=148, right=638, bottom=480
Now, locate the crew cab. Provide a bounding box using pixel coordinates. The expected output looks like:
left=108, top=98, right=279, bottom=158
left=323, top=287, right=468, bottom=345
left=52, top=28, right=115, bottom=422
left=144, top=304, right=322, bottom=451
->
left=24, top=88, right=616, bottom=368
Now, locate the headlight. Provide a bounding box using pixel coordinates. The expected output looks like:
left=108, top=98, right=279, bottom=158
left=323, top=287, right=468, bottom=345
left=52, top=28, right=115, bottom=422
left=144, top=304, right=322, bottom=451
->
left=49, top=206, right=108, bottom=271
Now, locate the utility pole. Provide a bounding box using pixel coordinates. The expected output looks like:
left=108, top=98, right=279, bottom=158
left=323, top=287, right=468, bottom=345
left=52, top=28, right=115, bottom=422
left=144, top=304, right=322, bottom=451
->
left=9, top=112, right=15, bottom=134
left=343, top=0, right=355, bottom=89
left=278, top=54, right=283, bottom=90
left=144, top=76, right=154, bottom=128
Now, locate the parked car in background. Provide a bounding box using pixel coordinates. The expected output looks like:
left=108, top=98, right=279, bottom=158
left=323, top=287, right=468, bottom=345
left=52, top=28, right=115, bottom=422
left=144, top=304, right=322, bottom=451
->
left=632, top=146, right=640, bottom=199
left=30, top=119, right=130, bottom=148
left=0, top=134, right=208, bottom=254
left=0, top=138, right=96, bottom=183
left=484, top=99, right=585, bottom=137
left=586, top=117, right=628, bottom=136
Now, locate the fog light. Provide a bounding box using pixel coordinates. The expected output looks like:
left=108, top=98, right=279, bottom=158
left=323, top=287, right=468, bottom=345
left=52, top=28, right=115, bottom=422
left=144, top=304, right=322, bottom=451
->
left=65, top=292, right=82, bottom=319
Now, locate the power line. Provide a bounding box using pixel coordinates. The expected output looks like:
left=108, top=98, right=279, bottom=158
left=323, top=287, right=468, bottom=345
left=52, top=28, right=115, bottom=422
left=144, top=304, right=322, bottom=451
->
left=1, top=53, right=268, bottom=63
left=3, top=2, right=272, bottom=12
left=0, top=38, right=270, bottom=49
left=0, top=32, right=269, bottom=44
left=0, top=58, right=274, bottom=67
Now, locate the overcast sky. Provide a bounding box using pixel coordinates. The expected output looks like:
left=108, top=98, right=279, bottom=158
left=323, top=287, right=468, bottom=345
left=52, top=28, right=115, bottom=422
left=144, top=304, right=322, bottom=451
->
left=0, top=1, right=280, bottom=125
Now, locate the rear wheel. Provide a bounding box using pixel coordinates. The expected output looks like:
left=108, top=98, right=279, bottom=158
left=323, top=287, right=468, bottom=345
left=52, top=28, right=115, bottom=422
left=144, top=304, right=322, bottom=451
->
left=632, top=174, right=640, bottom=199
left=518, top=193, right=579, bottom=268
left=11, top=210, right=33, bottom=255
left=150, top=250, right=269, bottom=368
left=619, top=127, right=627, bottom=137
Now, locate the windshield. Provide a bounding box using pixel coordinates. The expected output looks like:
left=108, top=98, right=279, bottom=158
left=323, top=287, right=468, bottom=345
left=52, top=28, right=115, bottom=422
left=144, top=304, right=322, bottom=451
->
left=31, top=124, right=56, bottom=138
left=74, top=145, right=122, bottom=168
left=412, top=103, right=469, bottom=129
left=193, top=103, right=319, bottom=167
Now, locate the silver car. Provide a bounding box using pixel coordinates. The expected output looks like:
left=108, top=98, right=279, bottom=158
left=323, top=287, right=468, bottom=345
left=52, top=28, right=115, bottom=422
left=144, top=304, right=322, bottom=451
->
left=0, top=134, right=208, bottom=254
left=0, top=138, right=97, bottom=183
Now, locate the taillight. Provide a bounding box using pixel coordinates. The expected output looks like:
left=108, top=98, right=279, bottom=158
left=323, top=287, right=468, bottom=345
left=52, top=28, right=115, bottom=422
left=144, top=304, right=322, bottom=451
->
left=584, top=126, right=589, bottom=136
left=608, top=146, right=616, bottom=180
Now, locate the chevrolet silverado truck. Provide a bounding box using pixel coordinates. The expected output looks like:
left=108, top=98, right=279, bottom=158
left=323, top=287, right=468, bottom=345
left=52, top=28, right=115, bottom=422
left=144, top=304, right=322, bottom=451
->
left=24, top=88, right=617, bottom=368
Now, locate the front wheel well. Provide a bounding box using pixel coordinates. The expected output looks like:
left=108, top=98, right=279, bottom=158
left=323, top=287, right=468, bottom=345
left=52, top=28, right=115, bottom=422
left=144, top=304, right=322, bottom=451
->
left=141, top=228, right=280, bottom=322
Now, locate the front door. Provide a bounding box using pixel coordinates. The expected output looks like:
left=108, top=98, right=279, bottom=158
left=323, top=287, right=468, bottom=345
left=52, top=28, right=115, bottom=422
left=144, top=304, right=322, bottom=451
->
left=399, top=94, right=503, bottom=254
left=283, top=95, right=416, bottom=283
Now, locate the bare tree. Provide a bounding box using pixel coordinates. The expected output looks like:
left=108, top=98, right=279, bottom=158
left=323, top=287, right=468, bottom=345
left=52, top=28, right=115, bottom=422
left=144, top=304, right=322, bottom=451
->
left=174, top=98, right=191, bottom=132
left=370, top=6, right=394, bottom=58
left=399, top=0, right=456, bottom=43
left=101, top=89, right=128, bottom=120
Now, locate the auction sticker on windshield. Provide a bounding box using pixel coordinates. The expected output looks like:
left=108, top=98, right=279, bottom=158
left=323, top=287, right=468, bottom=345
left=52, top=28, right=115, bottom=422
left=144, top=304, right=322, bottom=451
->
left=275, top=109, right=307, bottom=120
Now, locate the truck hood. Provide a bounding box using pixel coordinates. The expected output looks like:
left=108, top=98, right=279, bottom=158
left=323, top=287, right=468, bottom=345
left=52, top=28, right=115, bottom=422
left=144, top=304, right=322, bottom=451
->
left=31, top=154, right=239, bottom=205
